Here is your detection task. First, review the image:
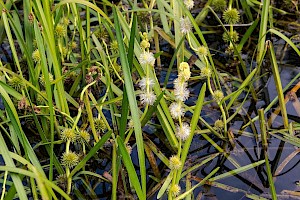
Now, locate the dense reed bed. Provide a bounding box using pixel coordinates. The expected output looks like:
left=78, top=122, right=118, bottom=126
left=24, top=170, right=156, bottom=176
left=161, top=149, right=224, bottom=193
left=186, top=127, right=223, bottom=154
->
left=0, top=0, right=300, bottom=199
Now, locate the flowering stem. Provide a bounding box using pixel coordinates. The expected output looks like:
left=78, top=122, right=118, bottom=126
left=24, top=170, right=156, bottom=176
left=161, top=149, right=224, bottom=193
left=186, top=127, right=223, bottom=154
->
left=219, top=104, right=227, bottom=137
left=177, top=139, right=182, bottom=157
left=66, top=140, right=70, bottom=154
left=168, top=170, right=177, bottom=200
left=187, top=33, right=198, bottom=52
left=207, top=77, right=214, bottom=95
left=65, top=139, right=72, bottom=194
left=228, top=0, right=233, bottom=9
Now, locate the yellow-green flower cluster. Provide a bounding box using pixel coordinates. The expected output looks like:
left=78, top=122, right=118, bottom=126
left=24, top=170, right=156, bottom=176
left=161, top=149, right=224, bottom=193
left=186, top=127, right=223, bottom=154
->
left=140, top=32, right=150, bottom=51
left=55, top=23, right=67, bottom=37
left=61, top=151, right=79, bottom=168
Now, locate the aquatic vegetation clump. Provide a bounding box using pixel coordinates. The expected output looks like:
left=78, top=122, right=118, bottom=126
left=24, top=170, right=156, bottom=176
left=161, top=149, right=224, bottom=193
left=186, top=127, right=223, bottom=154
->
left=2, top=0, right=298, bottom=198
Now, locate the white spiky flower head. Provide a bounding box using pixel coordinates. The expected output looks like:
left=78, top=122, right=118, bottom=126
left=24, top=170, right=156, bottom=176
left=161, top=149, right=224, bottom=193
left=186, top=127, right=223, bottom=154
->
left=173, top=78, right=187, bottom=90
left=184, top=0, right=194, bottom=10
left=174, top=85, right=190, bottom=102
left=139, top=52, right=155, bottom=66
left=169, top=102, right=185, bottom=119
left=179, top=62, right=191, bottom=81
left=176, top=122, right=191, bottom=141
left=138, top=77, right=155, bottom=90
left=180, top=17, right=192, bottom=34
left=140, top=91, right=156, bottom=105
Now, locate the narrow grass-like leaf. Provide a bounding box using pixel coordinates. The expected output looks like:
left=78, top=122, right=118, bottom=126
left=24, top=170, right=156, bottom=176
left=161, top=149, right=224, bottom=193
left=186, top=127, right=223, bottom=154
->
left=0, top=130, right=27, bottom=199
left=267, top=40, right=288, bottom=128
left=163, top=36, right=185, bottom=88
left=117, top=136, right=144, bottom=199
left=2, top=11, right=23, bottom=75
left=32, top=0, right=69, bottom=115
left=145, top=139, right=169, bottom=166
left=0, top=85, right=46, bottom=175
left=237, top=18, right=259, bottom=52
left=256, top=0, right=270, bottom=63
left=176, top=83, right=206, bottom=183
left=227, top=68, right=257, bottom=110
left=34, top=19, right=55, bottom=180
left=175, top=167, right=219, bottom=200
left=269, top=28, right=300, bottom=57
left=259, top=109, right=277, bottom=200
left=116, top=10, right=178, bottom=148
left=53, top=0, right=112, bottom=26
left=180, top=153, right=219, bottom=178
left=0, top=166, right=71, bottom=200
left=209, top=160, right=265, bottom=181
left=119, top=13, right=137, bottom=139
left=70, top=130, right=112, bottom=177
left=157, top=172, right=173, bottom=199
left=113, top=6, right=146, bottom=197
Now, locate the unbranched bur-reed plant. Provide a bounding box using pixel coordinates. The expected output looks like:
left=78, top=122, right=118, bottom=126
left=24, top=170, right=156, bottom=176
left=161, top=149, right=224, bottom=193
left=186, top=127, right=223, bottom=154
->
left=59, top=127, right=91, bottom=194
left=138, top=32, right=157, bottom=109
left=167, top=61, right=191, bottom=198
left=215, top=0, right=241, bottom=53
